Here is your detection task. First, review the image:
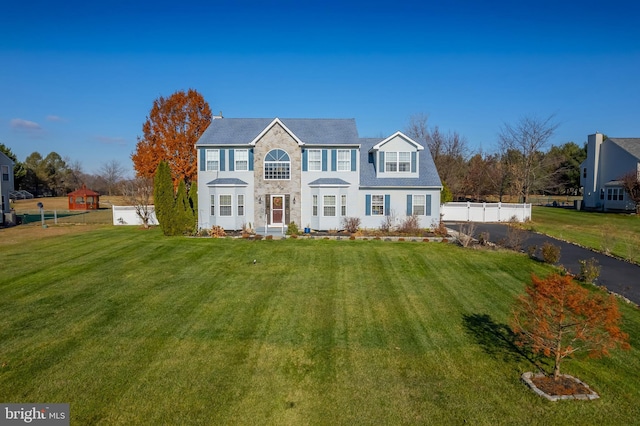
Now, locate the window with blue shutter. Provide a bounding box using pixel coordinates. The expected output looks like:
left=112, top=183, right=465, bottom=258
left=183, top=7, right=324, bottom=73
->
left=351, top=149, right=357, bottom=171
left=426, top=194, right=432, bottom=216
left=200, top=149, right=206, bottom=172
left=384, top=194, right=390, bottom=216
left=411, top=152, right=417, bottom=173
left=322, top=150, right=328, bottom=171
left=229, top=149, right=235, bottom=171
left=379, top=152, right=385, bottom=172
left=331, top=149, right=337, bottom=171
left=249, top=149, right=254, bottom=171
left=365, top=194, right=371, bottom=216
left=407, top=194, right=412, bottom=216
left=302, top=149, right=308, bottom=172
left=220, top=150, right=226, bottom=171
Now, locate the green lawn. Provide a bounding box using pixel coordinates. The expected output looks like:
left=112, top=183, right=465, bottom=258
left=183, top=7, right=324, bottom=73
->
left=528, top=206, right=640, bottom=263
left=1, top=227, right=639, bottom=425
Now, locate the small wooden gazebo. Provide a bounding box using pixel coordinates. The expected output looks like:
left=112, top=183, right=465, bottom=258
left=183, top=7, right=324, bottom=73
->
left=68, top=184, right=100, bottom=210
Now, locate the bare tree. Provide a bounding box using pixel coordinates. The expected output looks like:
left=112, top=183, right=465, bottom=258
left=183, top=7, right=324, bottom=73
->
left=406, top=114, right=469, bottom=199
left=621, top=168, right=640, bottom=214
left=122, top=177, right=154, bottom=229
left=498, top=114, right=559, bottom=203
left=100, top=160, right=126, bottom=196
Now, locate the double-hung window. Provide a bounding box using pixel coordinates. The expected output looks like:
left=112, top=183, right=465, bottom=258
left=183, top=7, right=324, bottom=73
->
left=206, top=149, right=219, bottom=171
left=341, top=195, right=347, bottom=216
left=385, top=151, right=411, bottom=172
left=412, top=195, right=425, bottom=215
left=323, top=195, right=336, bottom=216
left=312, top=195, right=318, bottom=216
left=237, top=195, right=244, bottom=216
left=337, top=150, right=350, bottom=171
left=308, top=150, right=321, bottom=171
left=372, top=195, right=384, bottom=215
left=210, top=195, right=215, bottom=216
left=1, top=165, right=8, bottom=181
left=219, top=195, right=232, bottom=216
left=235, top=150, right=248, bottom=171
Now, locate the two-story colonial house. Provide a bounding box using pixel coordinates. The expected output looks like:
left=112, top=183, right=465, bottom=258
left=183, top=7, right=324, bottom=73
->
left=195, top=117, right=442, bottom=232
left=580, top=132, right=640, bottom=211
left=0, top=150, right=15, bottom=225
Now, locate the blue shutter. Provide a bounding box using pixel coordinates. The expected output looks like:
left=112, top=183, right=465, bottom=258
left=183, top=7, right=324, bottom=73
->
left=302, top=149, right=308, bottom=172
left=411, top=152, right=417, bottom=173
left=351, top=149, right=357, bottom=171
left=249, top=149, right=254, bottom=171
left=384, top=194, right=390, bottom=216
left=200, top=149, right=206, bottom=171
left=379, top=152, right=385, bottom=172
left=229, top=149, right=235, bottom=171
left=322, top=149, right=328, bottom=171
left=331, top=149, right=337, bottom=171
left=220, top=150, right=226, bottom=171
left=365, top=194, right=371, bottom=216
left=407, top=194, right=412, bottom=216
left=426, top=194, right=432, bottom=216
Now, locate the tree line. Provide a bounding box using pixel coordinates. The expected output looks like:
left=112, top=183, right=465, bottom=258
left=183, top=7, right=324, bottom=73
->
left=405, top=114, right=587, bottom=204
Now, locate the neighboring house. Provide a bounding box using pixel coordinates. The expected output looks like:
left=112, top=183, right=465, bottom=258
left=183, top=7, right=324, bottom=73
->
left=0, top=151, right=15, bottom=224
left=195, top=117, right=442, bottom=232
left=580, top=133, right=640, bottom=211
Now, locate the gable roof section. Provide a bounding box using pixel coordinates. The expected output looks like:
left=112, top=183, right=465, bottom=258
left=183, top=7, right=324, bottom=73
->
left=371, top=131, right=424, bottom=151
left=196, top=118, right=360, bottom=147
left=609, top=138, right=640, bottom=160
left=359, top=138, right=442, bottom=188
left=0, top=151, right=15, bottom=165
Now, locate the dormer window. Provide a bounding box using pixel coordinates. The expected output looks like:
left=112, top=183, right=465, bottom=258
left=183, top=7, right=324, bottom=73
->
left=386, top=151, right=411, bottom=172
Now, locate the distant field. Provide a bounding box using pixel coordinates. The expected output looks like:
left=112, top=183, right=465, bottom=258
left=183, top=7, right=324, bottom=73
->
left=529, top=206, right=640, bottom=263
left=0, top=228, right=638, bottom=424
left=10, top=196, right=127, bottom=226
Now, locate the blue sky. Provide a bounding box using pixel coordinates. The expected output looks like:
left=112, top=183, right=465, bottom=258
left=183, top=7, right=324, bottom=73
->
left=1, top=0, right=639, bottom=176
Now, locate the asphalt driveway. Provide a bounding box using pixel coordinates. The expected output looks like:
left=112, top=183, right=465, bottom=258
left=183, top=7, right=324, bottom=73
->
left=446, top=222, right=640, bottom=306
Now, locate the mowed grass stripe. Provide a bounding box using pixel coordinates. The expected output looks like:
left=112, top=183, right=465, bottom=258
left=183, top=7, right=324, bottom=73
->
left=0, top=230, right=639, bottom=424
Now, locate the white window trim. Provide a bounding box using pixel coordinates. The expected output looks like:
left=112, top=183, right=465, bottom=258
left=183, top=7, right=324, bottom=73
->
left=323, top=195, right=336, bottom=217
left=312, top=195, right=318, bottom=216
left=385, top=151, right=411, bottom=173
left=337, top=149, right=350, bottom=171
left=264, top=149, right=291, bottom=180
left=237, top=194, right=245, bottom=216
left=371, top=194, right=384, bottom=216
left=341, top=194, right=347, bottom=216
left=219, top=194, right=232, bottom=216
left=413, top=194, right=425, bottom=216
left=206, top=149, right=219, bottom=171
left=235, top=149, right=248, bottom=171
left=308, top=149, right=321, bottom=172
left=210, top=195, right=215, bottom=216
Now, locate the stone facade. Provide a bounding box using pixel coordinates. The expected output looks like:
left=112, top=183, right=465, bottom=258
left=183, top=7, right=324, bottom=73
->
left=253, top=123, right=302, bottom=229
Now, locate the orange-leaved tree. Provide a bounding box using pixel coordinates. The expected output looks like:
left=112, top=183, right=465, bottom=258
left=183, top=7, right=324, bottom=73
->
left=132, top=89, right=212, bottom=187
left=511, top=273, right=629, bottom=380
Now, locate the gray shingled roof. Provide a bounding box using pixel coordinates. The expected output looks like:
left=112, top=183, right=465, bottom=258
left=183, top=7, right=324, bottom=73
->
left=359, top=138, right=442, bottom=188
left=308, top=178, right=352, bottom=186
left=205, top=178, right=248, bottom=186
left=609, top=138, right=640, bottom=160
left=196, top=118, right=360, bottom=146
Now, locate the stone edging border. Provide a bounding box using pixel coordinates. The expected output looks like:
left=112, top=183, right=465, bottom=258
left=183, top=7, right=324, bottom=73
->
left=521, top=372, right=599, bottom=401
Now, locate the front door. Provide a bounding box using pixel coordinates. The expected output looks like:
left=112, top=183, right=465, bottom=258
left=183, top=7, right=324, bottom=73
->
left=271, top=195, right=284, bottom=225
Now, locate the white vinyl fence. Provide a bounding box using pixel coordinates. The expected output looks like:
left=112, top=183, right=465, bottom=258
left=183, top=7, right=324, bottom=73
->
left=441, top=202, right=531, bottom=223
left=112, top=206, right=158, bottom=226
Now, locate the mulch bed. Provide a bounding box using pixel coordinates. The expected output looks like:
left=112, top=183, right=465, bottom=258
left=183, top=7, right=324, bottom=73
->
left=531, top=375, right=592, bottom=396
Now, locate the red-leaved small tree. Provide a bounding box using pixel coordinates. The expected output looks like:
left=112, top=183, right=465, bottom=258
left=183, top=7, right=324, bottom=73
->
left=511, top=273, right=629, bottom=380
